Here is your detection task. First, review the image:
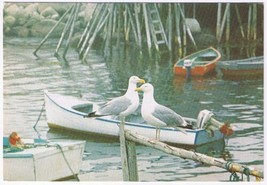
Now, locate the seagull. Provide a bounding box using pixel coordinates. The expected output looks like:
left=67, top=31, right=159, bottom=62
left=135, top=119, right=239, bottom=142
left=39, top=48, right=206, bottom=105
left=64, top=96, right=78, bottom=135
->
left=85, top=76, right=145, bottom=121
left=135, top=83, right=192, bottom=140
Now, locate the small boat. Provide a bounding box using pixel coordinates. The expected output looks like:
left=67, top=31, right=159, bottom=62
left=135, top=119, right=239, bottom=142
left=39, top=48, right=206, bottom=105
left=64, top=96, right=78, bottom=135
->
left=44, top=90, right=229, bottom=146
left=218, top=56, right=263, bottom=78
left=173, top=47, right=222, bottom=77
left=3, top=137, right=85, bottom=181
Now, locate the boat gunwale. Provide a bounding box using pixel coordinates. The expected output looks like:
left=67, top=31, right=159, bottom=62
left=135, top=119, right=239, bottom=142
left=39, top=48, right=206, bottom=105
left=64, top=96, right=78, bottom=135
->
left=174, top=47, right=222, bottom=68
left=44, top=91, right=204, bottom=134
left=218, top=56, right=264, bottom=70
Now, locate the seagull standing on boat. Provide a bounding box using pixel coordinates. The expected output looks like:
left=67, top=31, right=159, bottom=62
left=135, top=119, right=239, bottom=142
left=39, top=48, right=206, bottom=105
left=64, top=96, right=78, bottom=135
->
left=135, top=83, right=192, bottom=140
left=85, top=76, right=145, bottom=121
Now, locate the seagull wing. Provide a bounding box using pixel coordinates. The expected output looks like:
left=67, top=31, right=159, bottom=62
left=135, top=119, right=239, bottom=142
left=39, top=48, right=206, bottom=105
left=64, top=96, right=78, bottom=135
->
left=98, top=96, right=132, bottom=116
left=152, top=104, right=187, bottom=127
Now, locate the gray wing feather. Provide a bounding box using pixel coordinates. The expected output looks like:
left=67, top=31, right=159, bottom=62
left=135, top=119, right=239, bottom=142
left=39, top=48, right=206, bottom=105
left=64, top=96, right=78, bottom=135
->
left=98, top=96, right=131, bottom=116
left=152, top=105, right=186, bottom=127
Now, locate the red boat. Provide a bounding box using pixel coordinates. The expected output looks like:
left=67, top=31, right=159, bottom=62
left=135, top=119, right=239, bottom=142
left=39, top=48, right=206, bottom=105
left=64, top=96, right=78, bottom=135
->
left=173, top=47, right=221, bottom=77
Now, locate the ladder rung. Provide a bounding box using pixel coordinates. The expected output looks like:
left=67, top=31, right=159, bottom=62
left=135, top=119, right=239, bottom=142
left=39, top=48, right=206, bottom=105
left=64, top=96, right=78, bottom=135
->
left=157, top=40, right=166, bottom=44
left=149, top=10, right=157, bottom=14
left=154, top=30, right=163, bottom=34
left=152, top=20, right=160, bottom=24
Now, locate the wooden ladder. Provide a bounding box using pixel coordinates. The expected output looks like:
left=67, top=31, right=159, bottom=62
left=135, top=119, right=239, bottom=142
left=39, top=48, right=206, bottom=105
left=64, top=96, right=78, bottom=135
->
left=147, top=4, right=170, bottom=51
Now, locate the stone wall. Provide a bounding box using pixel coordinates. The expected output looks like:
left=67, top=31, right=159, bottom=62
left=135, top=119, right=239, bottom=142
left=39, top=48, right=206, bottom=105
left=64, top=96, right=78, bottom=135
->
left=3, top=2, right=96, bottom=38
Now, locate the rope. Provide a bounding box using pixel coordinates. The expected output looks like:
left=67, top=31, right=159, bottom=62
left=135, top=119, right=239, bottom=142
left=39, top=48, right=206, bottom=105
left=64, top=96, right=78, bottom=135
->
left=55, top=144, right=80, bottom=181
left=241, top=167, right=250, bottom=181
left=33, top=101, right=45, bottom=129
left=226, top=161, right=251, bottom=182
left=6, top=143, right=81, bottom=181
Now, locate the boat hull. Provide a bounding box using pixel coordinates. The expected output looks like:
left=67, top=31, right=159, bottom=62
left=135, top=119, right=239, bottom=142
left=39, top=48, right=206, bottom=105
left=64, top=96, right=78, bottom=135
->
left=3, top=139, right=85, bottom=181
left=218, top=56, right=263, bottom=78
left=173, top=47, right=221, bottom=76
left=44, top=91, right=224, bottom=146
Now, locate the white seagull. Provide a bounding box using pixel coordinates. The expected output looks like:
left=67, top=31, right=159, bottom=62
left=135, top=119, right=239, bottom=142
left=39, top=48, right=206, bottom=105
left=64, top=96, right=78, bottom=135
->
left=135, top=83, right=192, bottom=140
left=85, top=76, right=145, bottom=121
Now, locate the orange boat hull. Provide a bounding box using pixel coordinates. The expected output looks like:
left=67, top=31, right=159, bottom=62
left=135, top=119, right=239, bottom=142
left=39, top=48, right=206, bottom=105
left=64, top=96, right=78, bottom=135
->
left=173, top=47, right=221, bottom=77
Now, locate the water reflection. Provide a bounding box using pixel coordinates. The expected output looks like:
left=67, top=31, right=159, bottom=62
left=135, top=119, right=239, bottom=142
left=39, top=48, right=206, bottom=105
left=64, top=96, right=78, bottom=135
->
left=3, top=38, right=263, bottom=181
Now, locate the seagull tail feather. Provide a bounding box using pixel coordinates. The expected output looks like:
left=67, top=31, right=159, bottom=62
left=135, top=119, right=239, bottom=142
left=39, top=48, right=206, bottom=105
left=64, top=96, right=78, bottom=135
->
left=84, top=111, right=104, bottom=118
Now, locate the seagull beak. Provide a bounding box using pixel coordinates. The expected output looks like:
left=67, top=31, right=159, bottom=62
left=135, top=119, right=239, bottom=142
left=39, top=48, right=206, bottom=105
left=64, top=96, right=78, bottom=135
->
left=138, top=79, right=145, bottom=84
left=135, top=87, right=142, bottom=92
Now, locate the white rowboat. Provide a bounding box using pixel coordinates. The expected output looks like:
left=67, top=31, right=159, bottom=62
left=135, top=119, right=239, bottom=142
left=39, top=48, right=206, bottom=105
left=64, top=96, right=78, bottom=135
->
left=44, top=90, right=225, bottom=146
left=3, top=137, right=85, bottom=181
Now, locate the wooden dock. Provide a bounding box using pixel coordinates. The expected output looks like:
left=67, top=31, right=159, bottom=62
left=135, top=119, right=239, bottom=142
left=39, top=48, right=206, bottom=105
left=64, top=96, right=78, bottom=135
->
left=33, top=3, right=262, bottom=61
left=119, top=128, right=263, bottom=181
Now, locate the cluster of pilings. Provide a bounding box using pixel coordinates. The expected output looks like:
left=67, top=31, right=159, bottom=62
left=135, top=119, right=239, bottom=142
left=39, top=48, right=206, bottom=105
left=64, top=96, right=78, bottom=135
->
left=33, top=3, right=263, bottom=62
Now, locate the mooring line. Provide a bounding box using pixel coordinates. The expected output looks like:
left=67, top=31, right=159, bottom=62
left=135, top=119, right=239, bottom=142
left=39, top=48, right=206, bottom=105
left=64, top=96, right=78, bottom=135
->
left=33, top=101, right=45, bottom=129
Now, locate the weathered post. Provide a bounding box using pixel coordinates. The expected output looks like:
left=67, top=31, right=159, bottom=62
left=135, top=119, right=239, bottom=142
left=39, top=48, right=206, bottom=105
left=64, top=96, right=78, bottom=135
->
left=143, top=4, right=152, bottom=53
left=234, top=5, right=245, bottom=39
left=126, top=140, right=139, bottom=181
left=218, top=3, right=230, bottom=43
left=55, top=5, right=76, bottom=57
left=247, top=4, right=252, bottom=40
left=216, top=3, right=222, bottom=41
left=119, top=120, right=130, bottom=181
left=63, top=3, right=80, bottom=60
left=167, top=3, right=172, bottom=51
left=226, top=4, right=230, bottom=42
left=174, top=4, right=182, bottom=58
left=33, top=5, right=73, bottom=56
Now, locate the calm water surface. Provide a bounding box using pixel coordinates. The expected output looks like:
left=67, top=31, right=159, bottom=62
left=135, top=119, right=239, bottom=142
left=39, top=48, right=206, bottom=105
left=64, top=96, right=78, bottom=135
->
left=3, top=38, right=263, bottom=181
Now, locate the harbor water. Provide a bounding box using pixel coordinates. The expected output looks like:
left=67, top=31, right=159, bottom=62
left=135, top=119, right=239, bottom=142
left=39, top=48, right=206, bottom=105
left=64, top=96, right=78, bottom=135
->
left=3, top=38, right=264, bottom=181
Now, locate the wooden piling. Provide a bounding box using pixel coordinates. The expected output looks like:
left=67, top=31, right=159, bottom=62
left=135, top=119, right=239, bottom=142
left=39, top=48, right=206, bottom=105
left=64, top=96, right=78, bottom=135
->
left=116, top=4, right=122, bottom=48
left=104, top=4, right=114, bottom=54
left=216, top=3, right=222, bottom=41
left=143, top=4, right=152, bottom=53
left=234, top=5, right=245, bottom=39
left=218, top=3, right=230, bottom=43
left=77, top=4, right=99, bottom=50
left=167, top=3, right=172, bottom=51
left=33, top=5, right=73, bottom=56
left=63, top=3, right=80, bottom=60
left=55, top=5, right=76, bottom=57
left=174, top=4, right=182, bottom=58
left=252, top=4, right=257, bottom=41
left=126, top=140, right=139, bottom=181
left=247, top=4, right=252, bottom=40
left=125, top=130, right=264, bottom=180
left=134, top=4, right=142, bottom=49
left=79, top=4, right=106, bottom=59
left=177, top=4, right=197, bottom=50
left=226, top=4, right=230, bottom=42
left=126, top=5, right=139, bottom=47
left=81, top=5, right=110, bottom=63
left=119, top=120, right=130, bottom=181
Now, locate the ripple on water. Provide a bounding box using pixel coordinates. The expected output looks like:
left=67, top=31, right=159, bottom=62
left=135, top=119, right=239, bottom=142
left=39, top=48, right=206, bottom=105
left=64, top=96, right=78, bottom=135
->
left=3, top=38, right=263, bottom=181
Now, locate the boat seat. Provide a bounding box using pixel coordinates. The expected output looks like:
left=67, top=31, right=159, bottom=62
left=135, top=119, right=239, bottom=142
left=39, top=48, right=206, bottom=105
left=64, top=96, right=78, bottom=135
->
left=72, top=103, right=94, bottom=113
left=194, top=61, right=210, bottom=65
